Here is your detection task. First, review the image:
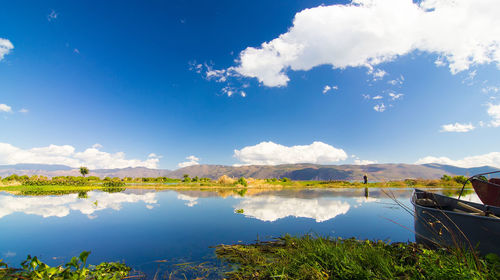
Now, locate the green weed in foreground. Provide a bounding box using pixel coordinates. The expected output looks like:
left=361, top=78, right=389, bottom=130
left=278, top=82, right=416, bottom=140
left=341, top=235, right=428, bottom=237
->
left=0, top=251, right=130, bottom=280
left=216, top=235, right=500, bottom=280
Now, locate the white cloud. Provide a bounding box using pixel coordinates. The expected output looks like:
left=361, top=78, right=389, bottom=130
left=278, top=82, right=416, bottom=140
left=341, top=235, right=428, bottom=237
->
left=0, top=142, right=160, bottom=169
left=0, top=104, right=12, bottom=113
left=487, top=103, right=500, bottom=127
left=482, top=86, right=499, bottom=94
left=234, top=141, right=348, bottom=165
left=362, top=94, right=371, bottom=99
left=372, top=95, right=383, bottom=100
left=0, top=38, right=14, bottom=61
left=18, top=108, right=28, bottom=113
left=373, top=103, right=386, bottom=112
left=231, top=0, right=500, bottom=87
left=440, top=122, right=475, bottom=132
left=322, top=84, right=338, bottom=94
left=388, top=75, right=405, bottom=86
left=416, top=152, right=500, bottom=168
left=353, top=159, right=378, bottom=165
left=177, top=155, right=200, bottom=168
left=47, top=10, right=58, bottom=22
left=0, top=191, right=157, bottom=219
left=235, top=196, right=351, bottom=222
left=370, top=69, right=387, bottom=81
left=388, top=92, right=404, bottom=100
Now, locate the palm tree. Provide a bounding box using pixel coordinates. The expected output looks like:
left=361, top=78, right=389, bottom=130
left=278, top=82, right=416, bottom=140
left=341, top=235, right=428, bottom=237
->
left=79, top=166, right=89, bottom=177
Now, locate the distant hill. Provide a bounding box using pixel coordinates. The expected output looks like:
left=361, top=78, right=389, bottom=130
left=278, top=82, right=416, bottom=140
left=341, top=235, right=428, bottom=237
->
left=0, top=163, right=498, bottom=181
left=422, top=163, right=498, bottom=176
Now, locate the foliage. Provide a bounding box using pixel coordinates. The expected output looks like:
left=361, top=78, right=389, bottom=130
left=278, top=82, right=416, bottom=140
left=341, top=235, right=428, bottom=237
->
left=80, top=167, right=90, bottom=177
left=0, top=251, right=130, bottom=279
left=182, top=174, right=191, bottom=183
left=102, top=181, right=125, bottom=187
left=216, top=235, right=499, bottom=280
left=281, top=177, right=291, bottom=182
left=235, top=177, right=248, bottom=187
left=441, top=174, right=452, bottom=181
left=453, top=175, right=469, bottom=185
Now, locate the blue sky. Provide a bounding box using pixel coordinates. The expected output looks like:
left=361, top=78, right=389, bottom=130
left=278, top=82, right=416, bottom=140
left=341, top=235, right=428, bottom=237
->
left=1, top=0, right=500, bottom=170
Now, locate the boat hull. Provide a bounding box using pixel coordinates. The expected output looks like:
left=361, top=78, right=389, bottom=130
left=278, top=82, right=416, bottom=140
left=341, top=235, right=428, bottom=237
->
left=471, top=178, right=500, bottom=207
left=412, top=189, right=500, bottom=256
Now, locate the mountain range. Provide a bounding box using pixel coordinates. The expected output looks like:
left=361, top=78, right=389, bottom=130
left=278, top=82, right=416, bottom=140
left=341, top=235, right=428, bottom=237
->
left=0, top=163, right=498, bottom=181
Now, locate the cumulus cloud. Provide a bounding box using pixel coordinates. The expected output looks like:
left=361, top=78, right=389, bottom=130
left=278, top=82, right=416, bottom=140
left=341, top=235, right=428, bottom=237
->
left=178, top=155, right=200, bottom=168
left=234, top=141, right=347, bottom=165
left=372, top=95, right=383, bottom=100
left=487, top=103, right=500, bottom=127
left=416, top=152, right=500, bottom=168
left=0, top=104, right=12, bottom=113
left=440, top=122, right=475, bottom=132
left=388, top=92, right=404, bottom=100
left=235, top=196, right=351, bottom=222
left=0, top=191, right=157, bottom=219
left=0, top=38, right=13, bottom=61
left=0, top=142, right=160, bottom=169
left=231, top=0, right=500, bottom=87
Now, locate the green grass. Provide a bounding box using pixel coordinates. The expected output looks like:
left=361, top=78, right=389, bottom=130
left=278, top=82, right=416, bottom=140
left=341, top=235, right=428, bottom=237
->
left=216, top=235, right=500, bottom=280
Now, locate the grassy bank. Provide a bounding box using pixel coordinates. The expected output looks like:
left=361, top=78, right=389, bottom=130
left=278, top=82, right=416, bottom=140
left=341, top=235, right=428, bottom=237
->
left=216, top=235, right=500, bottom=280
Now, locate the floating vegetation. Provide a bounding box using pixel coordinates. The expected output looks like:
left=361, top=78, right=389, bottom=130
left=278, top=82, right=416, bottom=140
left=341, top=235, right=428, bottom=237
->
left=0, top=251, right=131, bottom=280
left=216, top=235, right=500, bottom=279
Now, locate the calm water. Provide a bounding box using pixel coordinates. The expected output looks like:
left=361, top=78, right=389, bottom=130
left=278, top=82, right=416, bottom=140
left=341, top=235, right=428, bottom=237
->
left=0, top=187, right=479, bottom=277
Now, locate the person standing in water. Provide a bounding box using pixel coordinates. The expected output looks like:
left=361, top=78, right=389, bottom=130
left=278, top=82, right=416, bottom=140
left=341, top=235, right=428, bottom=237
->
left=363, top=174, right=368, bottom=184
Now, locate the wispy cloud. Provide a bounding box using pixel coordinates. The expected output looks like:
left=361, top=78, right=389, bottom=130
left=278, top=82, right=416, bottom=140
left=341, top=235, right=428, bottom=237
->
left=47, top=9, right=58, bottom=22
left=373, top=103, right=386, bottom=112
left=440, top=122, right=475, bottom=132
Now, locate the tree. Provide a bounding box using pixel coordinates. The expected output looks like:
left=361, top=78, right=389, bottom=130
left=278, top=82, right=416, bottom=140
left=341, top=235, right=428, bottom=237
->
left=182, top=174, right=191, bottom=183
left=79, top=167, right=89, bottom=177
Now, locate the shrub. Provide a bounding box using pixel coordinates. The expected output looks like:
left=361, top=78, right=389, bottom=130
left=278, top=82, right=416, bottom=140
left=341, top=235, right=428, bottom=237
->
left=236, top=177, right=248, bottom=187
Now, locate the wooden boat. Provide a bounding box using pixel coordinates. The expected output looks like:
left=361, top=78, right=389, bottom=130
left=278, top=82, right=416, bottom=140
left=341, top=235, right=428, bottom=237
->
left=469, top=172, right=500, bottom=207
left=412, top=189, right=500, bottom=256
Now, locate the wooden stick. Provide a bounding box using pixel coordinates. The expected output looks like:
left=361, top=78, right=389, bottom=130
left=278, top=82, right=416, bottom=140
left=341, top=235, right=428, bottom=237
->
left=457, top=201, right=500, bottom=219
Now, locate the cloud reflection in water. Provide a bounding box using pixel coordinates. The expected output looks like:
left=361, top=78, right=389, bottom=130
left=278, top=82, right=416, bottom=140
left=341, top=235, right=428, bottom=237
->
left=0, top=191, right=157, bottom=219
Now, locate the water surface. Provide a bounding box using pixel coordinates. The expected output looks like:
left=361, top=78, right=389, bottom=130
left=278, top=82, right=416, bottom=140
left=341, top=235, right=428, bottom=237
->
left=0, top=187, right=479, bottom=277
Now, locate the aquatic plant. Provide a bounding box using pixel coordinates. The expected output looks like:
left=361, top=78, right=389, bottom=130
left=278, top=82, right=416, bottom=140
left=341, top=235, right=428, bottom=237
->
left=0, top=251, right=130, bottom=279
left=216, top=235, right=499, bottom=280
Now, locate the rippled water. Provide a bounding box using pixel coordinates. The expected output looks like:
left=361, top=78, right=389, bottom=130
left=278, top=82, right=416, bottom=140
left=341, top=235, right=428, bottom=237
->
left=0, top=187, right=479, bottom=277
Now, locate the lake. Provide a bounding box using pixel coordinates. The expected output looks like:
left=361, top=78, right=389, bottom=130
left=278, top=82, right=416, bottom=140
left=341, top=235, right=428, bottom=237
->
left=0, top=187, right=479, bottom=278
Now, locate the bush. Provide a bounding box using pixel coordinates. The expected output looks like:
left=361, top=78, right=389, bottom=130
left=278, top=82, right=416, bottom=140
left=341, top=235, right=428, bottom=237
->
left=453, top=175, right=469, bottom=185
left=236, top=177, right=248, bottom=187
left=102, top=181, right=125, bottom=187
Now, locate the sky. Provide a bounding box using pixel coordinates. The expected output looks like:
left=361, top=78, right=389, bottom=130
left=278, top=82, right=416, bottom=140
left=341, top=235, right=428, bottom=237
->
left=1, top=0, right=500, bottom=170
